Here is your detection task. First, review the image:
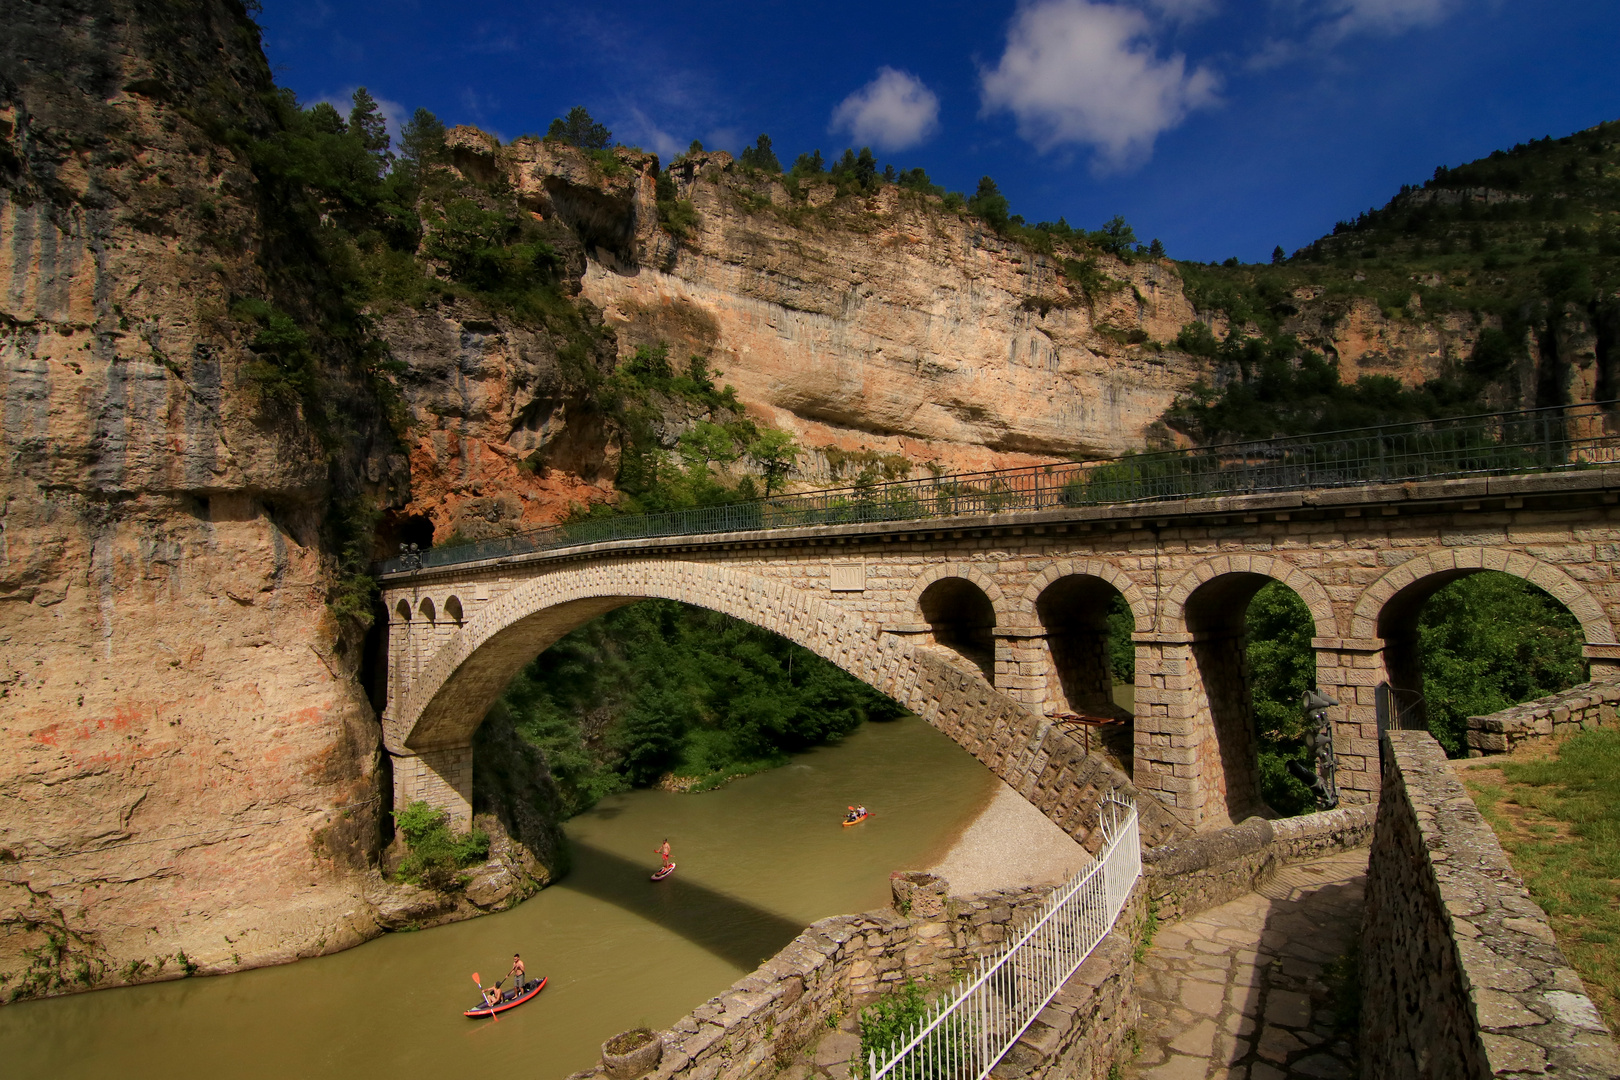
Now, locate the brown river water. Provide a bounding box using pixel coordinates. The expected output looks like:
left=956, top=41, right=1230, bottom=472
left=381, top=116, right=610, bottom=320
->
left=2, top=716, right=999, bottom=1079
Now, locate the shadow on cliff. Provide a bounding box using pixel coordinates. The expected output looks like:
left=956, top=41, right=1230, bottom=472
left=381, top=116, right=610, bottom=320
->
left=560, top=841, right=807, bottom=970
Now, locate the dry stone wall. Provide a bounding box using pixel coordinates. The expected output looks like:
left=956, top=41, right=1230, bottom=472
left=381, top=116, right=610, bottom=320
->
left=1467, top=681, right=1620, bottom=756
left=572, top=871, right=1146, bottom=1080
left=1360, top=731, right=1620, bottom=1079
left=1141, top=805, right=1374, bottom=924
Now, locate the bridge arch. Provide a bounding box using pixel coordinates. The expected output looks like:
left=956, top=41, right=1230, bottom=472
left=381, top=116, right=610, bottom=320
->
left=1154, top=556, right=1331, bottom=826
left=904, top=564, right=1009, bottom=682
left=1020, top=562, right=1149, bottom=775
left=385, top=559, right=1185, bottom=846
left=1160, top=555, right=1334, bottom=636
left=1350, top=548, right=1618, bottom=719
left=1350, top=547, right=1615, bottom=645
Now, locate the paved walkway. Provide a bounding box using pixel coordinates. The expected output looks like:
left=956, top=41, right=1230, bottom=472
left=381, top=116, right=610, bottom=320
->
left=1125, top=849, right=1367, bottom=1080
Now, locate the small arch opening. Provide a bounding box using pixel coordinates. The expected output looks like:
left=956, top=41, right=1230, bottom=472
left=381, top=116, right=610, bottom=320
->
left=1036, top=575, right=1135, bottom=771
left=1185, top=573, right=1319, bottom=824
left=919, top=578, right=997, bottom=680
left=419, top=597, right=437, bottom=623
left=445, top=595, right=464, bottom=624
left=395, top=599, right=413, bottom=622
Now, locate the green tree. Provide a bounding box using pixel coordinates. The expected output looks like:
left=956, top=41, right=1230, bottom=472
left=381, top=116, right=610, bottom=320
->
left=1417, top=573, right=1586, bottom=754
left=547, top=105, right=613, bottom=150
left=1149, top=238, right=1166, bottom=258
left=399, top=107, right=446, bottom=169
left=1092, top=215, right=1137, bottom=256
left=1271, top=244, right=1286, bottom=264
left=747, top=428, right=800, bottom=496
left=1246, top=583, right=1318, bottom=815
left=348, top=87, right=392, bottom=163
left=967, top=176, right=1010, bottom=232
left=790, top=150, right=825, bottom=177
left=738, top=133, right=781, bottom=173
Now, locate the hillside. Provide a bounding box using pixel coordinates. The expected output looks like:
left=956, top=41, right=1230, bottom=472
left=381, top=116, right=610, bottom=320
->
left=1165, top=121, right=1620, bottom=440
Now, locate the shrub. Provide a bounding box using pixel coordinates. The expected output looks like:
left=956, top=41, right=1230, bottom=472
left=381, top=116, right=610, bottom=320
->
left=393, top=801, right=490, bottom=890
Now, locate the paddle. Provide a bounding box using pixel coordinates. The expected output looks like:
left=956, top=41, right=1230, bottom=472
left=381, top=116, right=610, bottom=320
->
left=471, top=972, right=500, bottom=1021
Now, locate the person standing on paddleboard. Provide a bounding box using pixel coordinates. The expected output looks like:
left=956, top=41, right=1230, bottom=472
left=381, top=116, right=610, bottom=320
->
left=508, top=953, right=525, bottom=992
left=655, top=839, right=671, bottom=868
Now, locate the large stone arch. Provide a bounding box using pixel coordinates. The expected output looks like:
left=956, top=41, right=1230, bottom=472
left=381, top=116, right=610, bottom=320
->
left=386, top=558, right=1188, bottom=848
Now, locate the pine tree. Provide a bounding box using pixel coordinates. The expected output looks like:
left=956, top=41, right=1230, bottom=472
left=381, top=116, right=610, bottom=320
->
left=348, top=87, right=392, bottom=163
left=738, top=134, right=781, bottom=173
left=399, top=107, right=446, bottom=169
left=546, top=106, right=613, bottom=150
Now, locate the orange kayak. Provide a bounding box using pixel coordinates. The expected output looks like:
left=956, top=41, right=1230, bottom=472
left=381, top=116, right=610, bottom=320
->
left=843, top=812, right=869, bottom=826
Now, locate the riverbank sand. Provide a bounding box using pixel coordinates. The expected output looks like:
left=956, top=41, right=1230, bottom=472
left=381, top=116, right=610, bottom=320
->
left=926, top=781, right=1090, bottom=895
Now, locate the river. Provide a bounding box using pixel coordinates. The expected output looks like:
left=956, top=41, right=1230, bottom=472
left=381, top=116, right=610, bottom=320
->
left=1, top=716, right=1000, bottom=1079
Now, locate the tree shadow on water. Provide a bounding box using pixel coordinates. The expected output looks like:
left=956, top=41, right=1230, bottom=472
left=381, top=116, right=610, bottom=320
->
left=560, top=842, right=808, bottom=971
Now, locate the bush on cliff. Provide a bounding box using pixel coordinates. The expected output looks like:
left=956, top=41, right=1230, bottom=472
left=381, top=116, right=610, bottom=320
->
left=392, top=801, right=491, bottom=890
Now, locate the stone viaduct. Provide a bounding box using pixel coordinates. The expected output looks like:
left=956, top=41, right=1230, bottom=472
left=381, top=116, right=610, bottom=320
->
left=376, top=468, right=1620, bottom=848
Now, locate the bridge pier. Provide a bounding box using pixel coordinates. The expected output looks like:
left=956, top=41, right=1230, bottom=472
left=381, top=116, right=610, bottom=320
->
left=390, top=745, right=474, bottom=831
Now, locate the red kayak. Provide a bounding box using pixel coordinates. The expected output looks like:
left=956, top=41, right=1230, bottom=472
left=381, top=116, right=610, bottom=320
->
left=651, top=862, right=676, bottom=881
left=465, top=977, right=547, bottom=1018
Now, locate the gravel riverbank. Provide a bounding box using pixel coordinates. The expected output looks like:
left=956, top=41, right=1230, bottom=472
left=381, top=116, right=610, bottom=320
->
left=926, top=781, right=1090, bottom=895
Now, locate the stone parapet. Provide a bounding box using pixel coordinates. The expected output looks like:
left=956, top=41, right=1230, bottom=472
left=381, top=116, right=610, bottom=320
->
left=1466, top=680, right=1620, bottom=756
left=1361, top=730, right=1620, bottom=1079
left=1142, top=805, right=1374, bottom=923
left=574, top=874, right=1146, bottom=1080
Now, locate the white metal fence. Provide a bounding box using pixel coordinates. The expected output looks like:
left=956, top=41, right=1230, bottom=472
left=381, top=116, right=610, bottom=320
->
left=866, top=796, right=1141, bottom=1080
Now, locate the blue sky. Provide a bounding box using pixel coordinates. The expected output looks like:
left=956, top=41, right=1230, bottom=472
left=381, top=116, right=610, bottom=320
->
left=256, top=1, right=1620, bottom=263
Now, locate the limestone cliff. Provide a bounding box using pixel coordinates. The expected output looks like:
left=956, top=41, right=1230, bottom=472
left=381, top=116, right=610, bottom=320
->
left=0, top=0, right=573, bottom=999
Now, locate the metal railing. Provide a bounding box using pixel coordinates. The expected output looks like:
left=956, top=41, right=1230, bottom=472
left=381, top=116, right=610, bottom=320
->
left=866, top=796, right=1141, bottom=1080
left=376, top=401, right=1620, bottom=576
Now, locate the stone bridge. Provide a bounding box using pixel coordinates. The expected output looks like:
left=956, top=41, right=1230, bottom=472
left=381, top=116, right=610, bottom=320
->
left=376, top=468, right=1620, bottom=847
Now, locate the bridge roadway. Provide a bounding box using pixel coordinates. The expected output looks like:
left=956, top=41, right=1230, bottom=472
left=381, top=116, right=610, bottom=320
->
left=376, top=467, right=1620, bottom=848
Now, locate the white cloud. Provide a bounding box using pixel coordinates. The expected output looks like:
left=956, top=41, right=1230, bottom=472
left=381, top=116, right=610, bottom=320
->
left=617, top=106, right=687, bottom=159
left=980, top=0, right=1217, bottom=171
left=829, top=68, right=942, bottom=151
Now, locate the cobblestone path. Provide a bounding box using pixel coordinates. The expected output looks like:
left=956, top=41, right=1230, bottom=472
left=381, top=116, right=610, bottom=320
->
left=1124, top=849, right=1367, bottom=1080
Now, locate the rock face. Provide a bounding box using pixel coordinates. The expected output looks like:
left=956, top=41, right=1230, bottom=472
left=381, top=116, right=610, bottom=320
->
left=0, top=0, right=406, bottom=995
left=580, top=149, right=1211, bottom=473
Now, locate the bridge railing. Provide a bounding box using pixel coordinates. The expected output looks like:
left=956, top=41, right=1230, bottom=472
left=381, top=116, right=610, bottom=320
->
left=376, top=401, right=1620, bottom=575
left=864, top=796, right=1141, bottom=1080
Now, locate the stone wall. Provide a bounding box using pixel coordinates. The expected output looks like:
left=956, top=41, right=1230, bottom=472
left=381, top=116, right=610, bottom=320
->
left=1467, top=681, right=1620, bottom=756
left=578, top=871, right=1146, bottom=1080
left=1142, top=805, right=1375, bottom=924
left=1360, top=731, right=1620, bottom=1079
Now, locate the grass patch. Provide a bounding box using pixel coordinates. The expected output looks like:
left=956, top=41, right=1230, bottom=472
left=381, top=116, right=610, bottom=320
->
left=1461, top=729, right=1620, bottom=1032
